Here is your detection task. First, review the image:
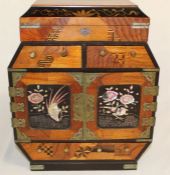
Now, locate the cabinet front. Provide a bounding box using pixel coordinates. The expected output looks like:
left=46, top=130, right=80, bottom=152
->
left=10, top=71, right=157, bottom=142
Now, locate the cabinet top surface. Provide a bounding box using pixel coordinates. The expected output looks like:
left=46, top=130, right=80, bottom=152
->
left=33, top=0, right=136, bottom=7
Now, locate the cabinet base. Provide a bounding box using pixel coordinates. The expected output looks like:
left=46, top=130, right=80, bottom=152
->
left=30, top=160, right=137, bottom=171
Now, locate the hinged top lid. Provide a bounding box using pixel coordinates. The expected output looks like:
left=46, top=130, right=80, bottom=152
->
left=33, top=0, right=136, bottom=7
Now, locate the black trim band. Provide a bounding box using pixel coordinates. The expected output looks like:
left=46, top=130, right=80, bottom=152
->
left=23, top=7, right=147, bottom=18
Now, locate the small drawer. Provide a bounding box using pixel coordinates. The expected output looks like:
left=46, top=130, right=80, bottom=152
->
left=12, top=45, right=82, bottom=68
left=87, top=45, right=155, bottom=69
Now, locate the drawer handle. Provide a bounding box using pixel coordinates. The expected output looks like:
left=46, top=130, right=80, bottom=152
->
left=29, top=51, right=36, bottom=59
left=99, top=50, right=107, bottom=57
left=60, top=47, right=68, bottom=57
left=130, top=51, right=137, bottom=57
left=80, top=28, right=91, bottom=36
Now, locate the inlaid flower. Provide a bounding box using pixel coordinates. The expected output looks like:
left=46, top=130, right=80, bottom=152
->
left=72, top=10, right=97, bottom=17
left=120, top=94, right=135, bottom=105
left=103, top=90, right=118, bottom=102
left=28, top=93, right=44, bottom=104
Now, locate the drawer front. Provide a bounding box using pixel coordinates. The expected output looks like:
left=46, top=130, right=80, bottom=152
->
left=10, top=72, right=83, bottom=141
left=19, top=142, right=148, bottom=161
left=20, top=25, right=148, bottom=42
left=87, top=46, right=155, bottom=68
left=12, top=45, right=82, bottom=68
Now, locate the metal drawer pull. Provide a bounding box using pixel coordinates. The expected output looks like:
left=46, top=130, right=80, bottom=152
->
left=60, top=47, right=68, bottom=57
left=80, top=28, right=91, bottom=36
left=99, top=50, right=107, bottom=57
left=130, top=51, right=137, bottom=57
left=29, top=51, right=36, bottom=58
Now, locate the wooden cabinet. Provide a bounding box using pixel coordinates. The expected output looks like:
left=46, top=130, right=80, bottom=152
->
left=8, top=41, right=159, bottom=170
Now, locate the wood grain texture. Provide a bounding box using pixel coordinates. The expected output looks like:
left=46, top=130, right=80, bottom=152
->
left=12, top=46, right=82, bottom=68
left=20, top=142, right=146, bottom=161
left=20, top=17, right=149, bottom=42
left=87, top=46, right=154, bottom=68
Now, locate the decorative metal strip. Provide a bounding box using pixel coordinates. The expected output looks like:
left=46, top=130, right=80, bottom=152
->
left=142, top=117, right=155, bottom=127
left=10, top=103, right=25, bottom=112
left=70, top=73, right=83, bottom=86
left=84, top=73, right=103, bottom=88
left=8, top=68, right=27, bottom=72
left=73, top=93, right=83, bottom=121
left=84, top=127, right=99, bottom=140
left=140, top=127, right=151, bottom=139
left=131, top=25, right=149, bottom=29
left=131, top=23, right=149, bottom=29
left=12, top=118, right=26, bottom=128
left=30, top=165, right=45, bottom=171
left=70, top=128, right=83, bottom=140
left=136, top=139, right=152, bottom=142
left=143, top=86, right=159, bottom=96
left=9, top=87, right=24, bottom=97
left=86, top=95, right=95, bottom=121
left=15, top=128, right=31, bottom=143
left=143, top=72, right=156, bottom=85
left=143, top=102, right=157, bottom=111
left=142, top=68, right=159, bottom=72
left=12, top=72, right=26, bottom=86
left=123, top=164, right=137, bottom=170
left=132, top=22, right=150, bottom=26
left=20, top=25, right=41, bottom=29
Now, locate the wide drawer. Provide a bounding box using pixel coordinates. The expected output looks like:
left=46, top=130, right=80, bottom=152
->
left=12, top=45, right=82, bottom=68
left=19, top=142, right=148, bottom=161
left=20, top=25, right=148, bottom=42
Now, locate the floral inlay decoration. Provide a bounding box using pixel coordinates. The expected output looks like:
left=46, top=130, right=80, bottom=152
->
left=27, top=85, right=70, bottom=129
left=98, top=85, right=141, bottom=128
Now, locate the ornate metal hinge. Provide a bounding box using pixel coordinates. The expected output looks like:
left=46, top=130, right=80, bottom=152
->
left=83, top=127, right=99, bottom=140
left=9, top=87, right=24, bottom=97
left=15, top=128, right=31, bottom=143
left=12, top=72, right=26, bottom=86
left=70, top=128, right=83, bottom=140
left=143, top=86, right=159, bottom=96
left=12, top=118, right=26, bottom=128
left=140, top=127, right=151, bottom=139
left=123, top=164, right=137, bottom=170
left=10, top=103, right=25, bottom=112
left=142, top=117, right=155, bottom=127
left=144, top=102, right=157, bottom=111
left=143, top=72, right=157, bottom=85
left=30, top=165, right=45, bottom=171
